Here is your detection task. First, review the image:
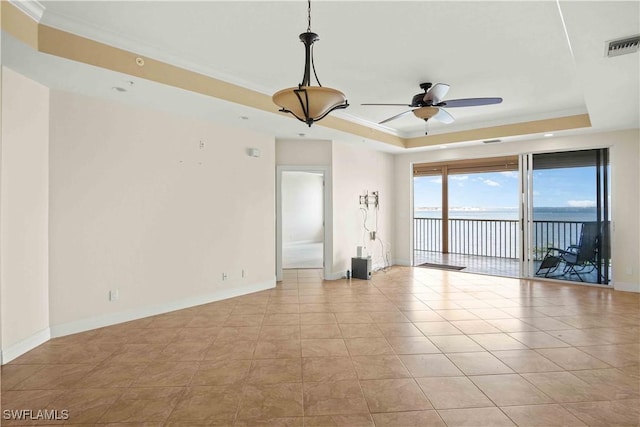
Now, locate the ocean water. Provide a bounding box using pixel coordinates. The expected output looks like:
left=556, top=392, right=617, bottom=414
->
left=415, top=207, right=600, bottom=222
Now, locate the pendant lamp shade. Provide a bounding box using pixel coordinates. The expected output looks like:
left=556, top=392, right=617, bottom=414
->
left=273, top=86, right=348, bottom=125
left=272, top=1, right=348, bottom=126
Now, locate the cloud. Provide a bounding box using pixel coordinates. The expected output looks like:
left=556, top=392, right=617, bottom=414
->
left=567, top=200, right=596, bottom=208
left=450, top=175, right=468, bottom=181
left=499, top=171, right=518, bottom=179
left=483, top=179, right=500, bottom=187
left=430, top=177, right=442, bottom=184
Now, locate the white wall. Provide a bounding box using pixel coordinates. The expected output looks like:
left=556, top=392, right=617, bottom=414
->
left=48, top=90, right=276, bottom=333
left=282, top=172, right=323, bottom=244
left=0, top=68, right=50, bottom=362
left=276, top=139, right=332, bottom=166
left=394, top=129, right=640, bottom=292
left=332, top=140, right=395, bottom=277
left=0, top=65, right=3, bottom=355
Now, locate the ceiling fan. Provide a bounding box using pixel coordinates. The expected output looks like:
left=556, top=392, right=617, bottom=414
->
left=362, top=82, right=502, bottom=131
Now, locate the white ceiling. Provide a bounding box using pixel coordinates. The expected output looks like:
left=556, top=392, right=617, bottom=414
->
left=3, top=1, right=639, bottom=150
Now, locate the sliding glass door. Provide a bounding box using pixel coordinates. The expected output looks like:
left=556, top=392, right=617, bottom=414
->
left=522, top=148, right=611, bottom=285
left=413, top=157, right=519, bottom=276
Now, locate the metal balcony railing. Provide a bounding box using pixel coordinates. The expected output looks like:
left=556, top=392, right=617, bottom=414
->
left=414, top=218, right=592, bottom=260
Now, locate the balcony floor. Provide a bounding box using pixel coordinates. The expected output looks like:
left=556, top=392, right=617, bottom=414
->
left=414, top=251, right=610, bottom=285
left=414, top=251, right=520, bottom=278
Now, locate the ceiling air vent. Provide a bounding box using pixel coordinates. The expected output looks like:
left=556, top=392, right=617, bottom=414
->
left=606, top=35, right=640, bottom=57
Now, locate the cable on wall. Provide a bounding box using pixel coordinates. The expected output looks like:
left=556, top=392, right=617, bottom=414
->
left=359, top=207, right=370, bottom=253
left=358, top=190, right=391, bottom=272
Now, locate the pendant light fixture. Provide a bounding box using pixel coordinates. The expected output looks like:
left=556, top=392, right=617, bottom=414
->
left=272, top=0, right=348, bottom=126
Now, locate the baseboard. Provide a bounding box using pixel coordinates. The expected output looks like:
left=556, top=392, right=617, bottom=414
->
left=325, top=263, right=395, bottom=281
left=325, top=271, right=347, bottom=281
left=50, top=278, right=275, bottom=339
left=1, top=327, right=51, bottom=365
left=614, top=281, right=640, bottom=293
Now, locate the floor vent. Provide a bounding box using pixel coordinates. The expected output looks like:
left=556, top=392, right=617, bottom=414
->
left=483, top=139, right=502, bottom=144
left=606, top=35, right=640, bottom=57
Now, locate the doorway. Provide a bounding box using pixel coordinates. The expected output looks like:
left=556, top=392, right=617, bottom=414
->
left=276, top=166, right=331, bottom=281
left=523, top=148, right=611, bottom=285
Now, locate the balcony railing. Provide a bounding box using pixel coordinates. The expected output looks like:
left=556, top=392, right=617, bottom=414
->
left=414, top=218, right=590, bottom=260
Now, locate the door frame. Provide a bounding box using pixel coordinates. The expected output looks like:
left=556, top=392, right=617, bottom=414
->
left=276, top=165, right=332, bottom=281
left=519, top=153, right=534, bottom=278
left=411, top=156, right=519, bottom=267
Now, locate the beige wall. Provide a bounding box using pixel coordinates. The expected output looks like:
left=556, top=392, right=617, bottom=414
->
left=48, top=90, right=276, bottom=332
left=0, top=68, right=50, bottom=360
left=332, top=141, right=395, bottom=276
left=394, top=129, right=640, bottom=291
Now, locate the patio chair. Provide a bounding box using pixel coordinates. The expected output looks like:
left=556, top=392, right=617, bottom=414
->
left=536, top=222, right=600, bottom=282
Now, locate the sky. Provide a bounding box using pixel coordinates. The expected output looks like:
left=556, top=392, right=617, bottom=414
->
left=414, top=167, right=597, bottom=209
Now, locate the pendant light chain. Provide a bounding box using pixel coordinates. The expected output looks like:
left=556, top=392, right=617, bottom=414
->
left=307, top=0, right=312, bottom=32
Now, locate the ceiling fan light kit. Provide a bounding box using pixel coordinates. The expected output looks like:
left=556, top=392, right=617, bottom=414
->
left=272, top=0, right=348, bottom=126
left=412, top=106, right=440, bottom=120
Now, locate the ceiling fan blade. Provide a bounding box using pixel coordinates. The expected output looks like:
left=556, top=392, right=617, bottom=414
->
left=432, top=108, right=455, bottom=124
left=361, top=103, right=412, bottom=106
left=424, top=83, right=450, bottom=105
left=379, top=109, right=415, bottom=124
left=438, top=97, right=503, bottom=108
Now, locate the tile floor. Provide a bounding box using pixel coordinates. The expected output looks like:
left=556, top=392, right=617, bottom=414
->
left=2, top=266, right=639, bottom=426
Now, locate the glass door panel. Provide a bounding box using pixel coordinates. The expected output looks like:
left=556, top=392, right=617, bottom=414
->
left=413, top=174, right=443, bottom=266
left=527, top=148, right=611, bottom=285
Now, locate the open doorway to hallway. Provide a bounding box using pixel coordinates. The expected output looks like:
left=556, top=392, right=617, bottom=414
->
left=281, top=171, right=324, bottom=269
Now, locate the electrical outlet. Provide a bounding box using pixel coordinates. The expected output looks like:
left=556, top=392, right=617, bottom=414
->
left=109, top=290, right=119, bottom=301
left=222, top=273, right=228, bottom=280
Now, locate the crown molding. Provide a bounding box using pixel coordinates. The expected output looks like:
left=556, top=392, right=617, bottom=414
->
left=8, top=0, right=45, bottom=22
